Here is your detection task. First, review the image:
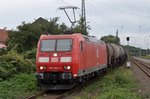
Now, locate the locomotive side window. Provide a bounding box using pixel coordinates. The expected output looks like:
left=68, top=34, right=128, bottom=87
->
left=40, top=40, right=56, bottom=51
left=57, top=39, right=72, bottom=51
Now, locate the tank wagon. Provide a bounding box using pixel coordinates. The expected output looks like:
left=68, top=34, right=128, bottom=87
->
left=106, top=43, right=127, bottom=68
left=36, top=33, right=127, bottom=90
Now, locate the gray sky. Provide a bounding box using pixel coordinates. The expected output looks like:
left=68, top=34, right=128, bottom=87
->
left=0, top=0, right=150, bottom=49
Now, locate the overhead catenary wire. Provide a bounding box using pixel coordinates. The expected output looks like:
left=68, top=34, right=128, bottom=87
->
left=58, top=0, right=112, bottom=33
left=86, top=0, right=119, bottom=28
left=58, top=0, right=149, bottom=34
left=88, top=18, right=112, bottom=33
left=98, top=1, right=150, bottom=19
left=93, top=1, right=150, bottom=34
left=58, top=0, right=150, bottom=49
left=59, top=0, right=71, bottom=6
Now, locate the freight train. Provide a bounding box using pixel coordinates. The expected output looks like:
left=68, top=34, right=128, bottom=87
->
left=36, top=33, right=127, bottom=90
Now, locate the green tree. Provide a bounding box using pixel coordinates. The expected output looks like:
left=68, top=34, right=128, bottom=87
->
left=101, top=35, right=120, bottom=44
left=7, top=17, right=91, bottom=53
left=8, top=17, right=68, bottom=53
left=72, top=17, right=90, bottom=35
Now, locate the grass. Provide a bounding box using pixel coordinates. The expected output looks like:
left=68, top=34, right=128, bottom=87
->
left=0, top=73, right=39, bottom=99
left=141, top=56, right=150, bottom=59
left=0, top=65, right=142, bottom=99
left=72, top=66, right=141, bottom=99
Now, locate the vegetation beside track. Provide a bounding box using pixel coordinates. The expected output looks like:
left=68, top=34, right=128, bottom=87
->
left=141, top=56, right=150, bottom=59
left=0, top=51, right=35, bottom=81
left=71, top=66, right=141, bottom=99
left=0, top=73, right=39, bottom=99
left=0, top=50, right=40, bottom=99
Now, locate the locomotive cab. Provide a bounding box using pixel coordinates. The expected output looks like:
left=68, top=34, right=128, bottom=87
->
left=36, top=34, right=81, bottom=89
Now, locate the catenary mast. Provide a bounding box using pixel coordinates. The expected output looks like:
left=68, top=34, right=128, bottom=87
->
left=81, top=0, right=87, bottom=35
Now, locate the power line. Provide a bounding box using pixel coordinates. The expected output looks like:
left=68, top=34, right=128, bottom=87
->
left=59, top=0, right=71, bottom=6
left=86, top=0, right=119, bottom=28
left=99, top=2, right=150, bottom=19
left=88, top=18, right=112, bottom=33
left=58, top=0, right=112, bottom=33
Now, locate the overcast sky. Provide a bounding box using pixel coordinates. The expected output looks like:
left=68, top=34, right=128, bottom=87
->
left=0, top=0, right=150, bottom=49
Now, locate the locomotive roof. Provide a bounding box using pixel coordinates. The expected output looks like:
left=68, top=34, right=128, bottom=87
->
left=40, top=33, right=105, bottom=44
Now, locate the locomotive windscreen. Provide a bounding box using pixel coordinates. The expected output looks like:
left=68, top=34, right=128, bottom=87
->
left=40, top=39, right=72, bottom=52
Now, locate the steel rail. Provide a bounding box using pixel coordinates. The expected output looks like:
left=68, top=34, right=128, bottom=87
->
left=27, top=90, right=48, bottom=99
left=137, top=60, right=150, bottom=69
left=131, top=58, right=150, bottom=78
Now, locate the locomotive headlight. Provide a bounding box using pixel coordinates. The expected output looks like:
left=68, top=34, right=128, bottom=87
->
left=67, top=66, right=71, bottom=70
left=39, top=66, right=46, bottom=70
left=53, top=53, right=57, bottom=57
left=64, top=66, right=71, bottom=70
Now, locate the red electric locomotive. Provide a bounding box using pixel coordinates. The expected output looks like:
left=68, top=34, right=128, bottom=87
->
left=36, top=33, right=107, bottom=90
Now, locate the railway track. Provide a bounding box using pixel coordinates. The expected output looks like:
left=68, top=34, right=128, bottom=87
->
left=28, top=90, right=69, bottom=99
left=27, top=72, right=106, bottom=99
left=131, top=57, right=150, bottom=78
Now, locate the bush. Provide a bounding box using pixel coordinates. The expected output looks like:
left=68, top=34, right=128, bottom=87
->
left=24, top=48, right=37, bottom=59
left=0, top=48, right=8, bottom=55
left=0, top=51, right=35, bottom=80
